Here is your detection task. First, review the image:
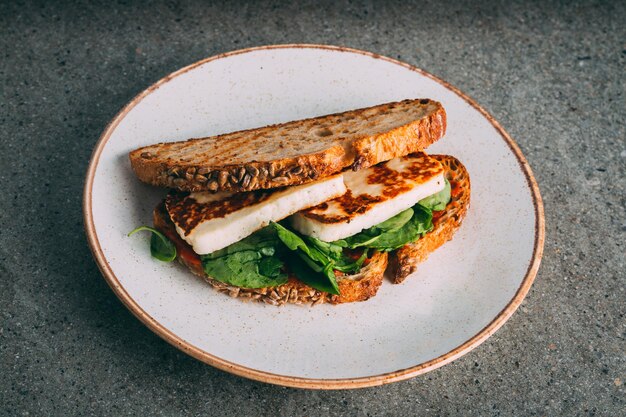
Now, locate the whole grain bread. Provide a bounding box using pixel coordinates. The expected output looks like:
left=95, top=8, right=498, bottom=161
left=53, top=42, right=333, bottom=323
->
left=391, top=155, right=471, bottom=283
left=152, top=202, right=388, bottom=305
left=130, top=99, right=446, bottom=192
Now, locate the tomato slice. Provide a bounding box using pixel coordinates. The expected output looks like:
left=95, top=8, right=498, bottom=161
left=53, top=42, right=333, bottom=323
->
left=175, top=239, right=203, bottom=274
left=450, top=181, right=462, bottom=199
left=432, top=210, right=445, bottom=222
left=154, top=204, right=204, bottom=275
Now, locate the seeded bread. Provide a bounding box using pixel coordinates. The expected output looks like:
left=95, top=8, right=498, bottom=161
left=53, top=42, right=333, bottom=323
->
left=130, top=99, right=446, bottom=192
left=153, top=202, right=388, bottom=305
left=391, top=155, right=471, bottom=283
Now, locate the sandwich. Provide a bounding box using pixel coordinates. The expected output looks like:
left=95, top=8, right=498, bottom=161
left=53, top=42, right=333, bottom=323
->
left=128, top=99, right=470, bottom=305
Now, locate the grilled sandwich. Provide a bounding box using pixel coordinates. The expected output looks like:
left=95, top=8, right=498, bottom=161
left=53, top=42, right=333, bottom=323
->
left=129, top=99, right=470, bottom=305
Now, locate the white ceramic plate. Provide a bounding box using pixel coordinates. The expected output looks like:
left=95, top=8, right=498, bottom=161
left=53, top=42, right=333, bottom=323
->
left=84, top=45, right=544, bottom=389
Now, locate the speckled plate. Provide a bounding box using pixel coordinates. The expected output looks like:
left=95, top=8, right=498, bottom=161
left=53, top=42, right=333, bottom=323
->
left=83, top=45, right=544, bottom=389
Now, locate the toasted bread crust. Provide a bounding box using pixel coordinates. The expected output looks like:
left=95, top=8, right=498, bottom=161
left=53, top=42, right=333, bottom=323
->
left=153, top=202, right=388, bottom=305
left=130, top=99, right=446, bottom=192
left=391, top=155, right=471, bottom=283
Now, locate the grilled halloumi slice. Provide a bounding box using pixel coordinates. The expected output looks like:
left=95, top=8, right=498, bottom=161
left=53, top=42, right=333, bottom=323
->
left=166, top=174, right=346, bottom=255
left=289, top=153, right=445, bottom=242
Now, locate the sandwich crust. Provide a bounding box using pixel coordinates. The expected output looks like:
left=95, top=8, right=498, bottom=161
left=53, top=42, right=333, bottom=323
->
left=391, top=155, right=471, bottom=283
left=130, top=99, right=446, bottom=193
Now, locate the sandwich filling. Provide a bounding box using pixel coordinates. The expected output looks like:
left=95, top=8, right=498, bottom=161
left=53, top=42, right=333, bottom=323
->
left=147, top=153, right=451, bottom=295
left=166, top=174, right=346, bottom=254
left=290, top=153, right=445, bottom=241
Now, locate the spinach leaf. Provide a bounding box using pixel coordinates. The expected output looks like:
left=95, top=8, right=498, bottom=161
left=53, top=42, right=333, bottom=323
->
left=333, top=204, right=435, bottom=252
left=200, top=227, right=288, bottom=289
left=418, top=178, right=451, bottom=211
left=365, top=204, right=433, bottom=251
left=371, top=207, right=414, bottom=232
left=272, top=221, right=311, bottom=252
left=271, top=222, right=333, bottom=267
left=333, top=208, right=414, bottom=249
left=307, top=236, right=369, bottom=273
left=307, top=236, right=345, bottom=261
left=128, top=226, right=177, bottom=262
left=258, top=256, right=283, bottom=278
left=203, top=227, right=279, bottom=259
left=270, top=222, right=340, bottom=294
left=333, top=249, right=369, bottom=273
left=284, top=253, right=340, bottom=295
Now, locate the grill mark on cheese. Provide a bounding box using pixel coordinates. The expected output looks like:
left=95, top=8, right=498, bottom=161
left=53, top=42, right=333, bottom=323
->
left=298, top=152, right=444, bottom=225
left=367, top=154, right=443, bottom=198
left=302, top=190, right=384, bottom=224
left=166, top=189, right=276, bottom=236
left=164, top=174, right=347, bottom=254
left=367, top=164, right=413, bottom=197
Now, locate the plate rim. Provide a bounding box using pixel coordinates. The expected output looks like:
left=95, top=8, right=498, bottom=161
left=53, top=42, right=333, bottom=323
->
left=82, top=43, right=545, bottom=390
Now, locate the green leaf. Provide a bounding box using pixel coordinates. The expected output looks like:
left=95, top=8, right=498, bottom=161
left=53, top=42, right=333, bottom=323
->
left=271, top=222, right=322, bottom=262
left=270, top=222, right=341, bottom=294
left=200, top=227, right=288, bottom=289
left=371, top=207, right=414, bottom=232
left=334, top=208, right=414, bottom=249
left=418, top=178, right=451, bottom=211
left=128, top=226, right=177, bottom=262
left=333, top=229, right=379, bottom=248
left=285, top=253, right=340, bottom=295
left=259, top=246, right=275, bottom=257
left=203, top=250, right=287, bottom=288
left=203, top=227, right=280, bottom=259
left=332, top=248, right=369, bottom=273
left=272, top=221, right=310, bottom=252
left=258, top=256, right=283, bottom=278
left=307, top=236, right=345, bottom=261
left=333, top=203, right=434, bottom=252
left=367, top=205, right=433, bottom=251
left=307, top=236, right=368, bottom=273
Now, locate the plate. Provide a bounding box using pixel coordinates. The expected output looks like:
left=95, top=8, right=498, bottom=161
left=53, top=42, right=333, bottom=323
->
left=83, top=45, right=544, bottom=389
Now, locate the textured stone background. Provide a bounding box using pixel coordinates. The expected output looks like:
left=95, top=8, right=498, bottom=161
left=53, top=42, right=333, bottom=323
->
left=1, top=1, right=624, bottom=415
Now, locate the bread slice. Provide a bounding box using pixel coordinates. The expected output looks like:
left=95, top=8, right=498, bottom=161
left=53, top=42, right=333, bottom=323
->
left=391, top=155, right=471, bottom=283
left=130, top=99, right=446, bottom=193
left=153, top=202, right=388, bottom=305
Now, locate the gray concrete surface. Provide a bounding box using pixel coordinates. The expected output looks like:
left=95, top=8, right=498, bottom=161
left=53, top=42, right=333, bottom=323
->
left=1, top=1, right=624, bottom=415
